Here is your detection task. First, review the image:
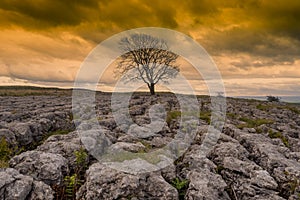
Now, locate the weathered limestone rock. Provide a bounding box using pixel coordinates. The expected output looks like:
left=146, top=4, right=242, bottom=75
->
left=76, top=163, right=178, bottom=200
left=9, top=151, right=69, bottom=185
left=0, top=168, right=54, bottom=200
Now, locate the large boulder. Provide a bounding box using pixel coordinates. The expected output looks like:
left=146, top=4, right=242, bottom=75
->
left=0, top=128, right=17, bottom=145
left=9, top=150, right=69, bottom=186
left=178, top=145, right=230, bottom=200
left=8, top=123, right=35, bottom=146
left=0, top=168, right=54, bottom=200
left=77, top=163, right=178, bottom=200
left=37, top=131, right=84, bottom=169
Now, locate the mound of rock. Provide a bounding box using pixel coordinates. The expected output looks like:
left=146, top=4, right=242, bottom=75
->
left=0, top=93, right=299, bottom=199
left=77, top=163, right=178, bottom=200
left=0, top=168, right=54, bottom=200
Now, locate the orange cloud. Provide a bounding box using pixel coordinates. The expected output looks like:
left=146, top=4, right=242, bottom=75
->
left=0, top=0, right=299, bottom=96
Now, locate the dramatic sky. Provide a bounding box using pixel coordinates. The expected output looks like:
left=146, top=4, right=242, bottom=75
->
left=0, top=0, right=300, bottom=96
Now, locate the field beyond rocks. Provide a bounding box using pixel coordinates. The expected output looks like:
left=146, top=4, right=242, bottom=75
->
left=0, top=87, right=299, bottom=200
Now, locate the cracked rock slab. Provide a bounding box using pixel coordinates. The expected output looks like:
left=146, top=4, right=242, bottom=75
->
left=76, top=163, right=178, bottom=200
left=0, top=168, right=54, bottom=200
left=9, top=150, right=69, bottom=186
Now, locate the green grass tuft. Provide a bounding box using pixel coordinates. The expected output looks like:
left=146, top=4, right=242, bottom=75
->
left=268, top=130, right=290, bottom=147
left=171, top=178, right=189, bottom=200
left=199, top=111, right=211, bottom=124
left=0, top=137, right=12, bottom=168
left=237, top=117, right=274, bottom=129
left=166, top=111, right=181, bottom=125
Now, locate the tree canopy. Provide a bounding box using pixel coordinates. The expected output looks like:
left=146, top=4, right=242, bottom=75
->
left=116, top=33, right=179, bottom=95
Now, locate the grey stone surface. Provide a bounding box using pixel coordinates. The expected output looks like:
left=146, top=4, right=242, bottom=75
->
left=76, top=163, right=178, bottom=200
left=9, top=150, right=69, bottom=185
left=0, top=168, right=54, bottom=200
left=1, top=93, right=300, bottom=199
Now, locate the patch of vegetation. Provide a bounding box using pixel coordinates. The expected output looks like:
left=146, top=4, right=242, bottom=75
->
left=139, top=140, right=152, bottom=152
left=64, top=174, right=81, bottom=200
left=268, top=130, right=290, bottom=147
left=171, top=178, right=189, bottom=200
left=226, top=112, right=237, bottom=119
left=284, top=105, right=300, bottom=115
left=0, top=160, right=9, bottom=168
left=166, top=111, right=181, bottom=125
left=237, top=117, right=274, bottom=129
left=74, top=148, right=88, bottom=171
left=54, top=147, right=88, bottom=200
left=166, top=110, right=213, bottom=126
left=255, top=127, right=263, bottom=134
left=199, top=111, right=211, bottom=124
left=0, top=137, right=12, bottom=168
left=0, top=137, right=30, bottom=168
left=256, top=104, right=272, bottom=111
left=256, top=103, right=300, bottom=115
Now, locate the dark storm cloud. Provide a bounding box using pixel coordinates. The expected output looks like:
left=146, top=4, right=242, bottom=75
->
left=0, top=0, right=99, bottom=27
left=1, top=0, right=300, bottom=44
left=194, top=0, right=300, bottom=67
left=1, top=0, right=300, bottom=63
left=204, top=27, right=300, bottom=67
left=251, top=0, right=300, bottom=37
left=0, top=0, right=179, bottom=30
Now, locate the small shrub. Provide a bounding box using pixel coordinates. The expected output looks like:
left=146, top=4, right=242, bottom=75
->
left=267, top=95, right=280, bottom=102
left=74, top=147, right=88, bottom=173
left=171, top=178, right=189, bottom=200
left=64, top=174, right=83, bottom=200
left=54, top=147, right=88, bottom=200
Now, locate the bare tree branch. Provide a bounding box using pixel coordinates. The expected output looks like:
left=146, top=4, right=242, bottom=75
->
left=116, top=34, right=180, bottom=95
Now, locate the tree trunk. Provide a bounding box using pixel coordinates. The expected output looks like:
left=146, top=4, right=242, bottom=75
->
left=148, top=83, right=155, bottom=95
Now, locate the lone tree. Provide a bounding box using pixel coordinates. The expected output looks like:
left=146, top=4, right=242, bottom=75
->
left=116, top=34, right=179, bottom=95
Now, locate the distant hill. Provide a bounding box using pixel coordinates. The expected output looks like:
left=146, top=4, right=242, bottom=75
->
left=0, top=85, right=72, bottom=96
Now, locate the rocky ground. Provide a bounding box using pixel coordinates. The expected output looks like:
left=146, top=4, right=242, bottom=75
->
left=0, top=89, right=299, bottom=200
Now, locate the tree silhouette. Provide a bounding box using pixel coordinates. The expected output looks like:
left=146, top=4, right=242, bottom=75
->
left=116, top=34, right=179, bottom=95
